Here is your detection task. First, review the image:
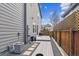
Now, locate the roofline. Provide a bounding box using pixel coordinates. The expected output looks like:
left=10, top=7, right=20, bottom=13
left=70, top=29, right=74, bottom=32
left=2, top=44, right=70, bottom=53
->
left=62, top=3, right=79, bottom=17
left=38, top=3, right=42, bottom=19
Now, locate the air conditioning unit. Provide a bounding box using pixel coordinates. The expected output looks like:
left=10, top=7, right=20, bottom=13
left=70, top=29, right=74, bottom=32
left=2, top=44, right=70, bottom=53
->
left=9, top=42, right=24, bottom=54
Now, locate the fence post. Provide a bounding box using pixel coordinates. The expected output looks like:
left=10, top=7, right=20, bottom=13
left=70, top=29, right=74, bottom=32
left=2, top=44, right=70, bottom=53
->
left=55, top=31, right=57, bottom=42
left=70, top=28, right=74, bottom=56
left=59, top=31, right=61, bottom=46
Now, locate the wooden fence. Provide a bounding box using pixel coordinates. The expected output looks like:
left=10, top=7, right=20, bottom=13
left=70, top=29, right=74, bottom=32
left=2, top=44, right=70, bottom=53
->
left=41, top=30, right=79, bottom=55
left=41, top=10, right=79, bottom=56
left=51, top=30, right=79, bottom=56
left=52, top=10, right=79, bottom=56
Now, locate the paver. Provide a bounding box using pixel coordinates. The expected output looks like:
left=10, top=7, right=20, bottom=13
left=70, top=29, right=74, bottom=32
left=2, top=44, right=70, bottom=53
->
left=21, top=42, right=39, bottom=56
left=36, top=36, right=50, bottom=41
left=31, top=45, right=37, bottom=48
left=32, top=41, right=54, bottom=56
left=22, top=51, right=32, bottom=56
left=27, top=48, right=35, bottom=51
left=32, top=36, right=54, bottom=56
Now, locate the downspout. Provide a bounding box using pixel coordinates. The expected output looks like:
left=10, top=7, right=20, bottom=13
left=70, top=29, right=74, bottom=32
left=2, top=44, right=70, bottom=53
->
left=24, top=3, right=27, bottom=44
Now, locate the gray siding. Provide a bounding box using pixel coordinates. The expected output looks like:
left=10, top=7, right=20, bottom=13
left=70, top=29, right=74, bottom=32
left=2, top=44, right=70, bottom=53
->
left=0, top=3, right=24, bottom=52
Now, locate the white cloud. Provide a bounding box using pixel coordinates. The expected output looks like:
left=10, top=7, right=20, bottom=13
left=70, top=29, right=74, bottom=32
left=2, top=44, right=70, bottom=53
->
left=49, top=11, right=54, bottom=16
left=42, top=18, right=50, bottom=25
left=60, top=3, right=70, bottom=7
left=61, top=6, right=70, bottom=11
left=48, top=23, right=52, bottom=26
left=60, top=3, right=71, bottom=16
left=60, top=3, right=71, bottom=11
left=60, top=11, right=64, bottom=16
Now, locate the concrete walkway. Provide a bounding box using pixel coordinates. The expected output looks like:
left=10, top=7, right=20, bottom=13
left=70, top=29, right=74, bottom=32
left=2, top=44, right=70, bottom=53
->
left=36, top=36, right=50, bottom=41
left=32, top=36, right=54, bottom=56
left=32, top=41, right=54, bottom=56
left=32, top=36, right=66, bottom=56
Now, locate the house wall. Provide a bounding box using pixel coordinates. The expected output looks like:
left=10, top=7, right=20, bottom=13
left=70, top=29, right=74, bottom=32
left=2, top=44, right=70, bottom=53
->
left=0, top=3, right=24, bottom=52
left=0, top=3, right=41, bottom=53
left=26, top=3, right=41, bottom=36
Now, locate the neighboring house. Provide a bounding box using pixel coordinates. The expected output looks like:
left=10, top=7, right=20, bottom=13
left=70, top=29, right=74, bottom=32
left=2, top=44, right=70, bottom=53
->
left=26, top=3, right=42, bottom=36
left=0, top=3, right=42, bottom=53
left=42, top=24, right=53, bottom=31
left=62, top=3, right=79, bottom=18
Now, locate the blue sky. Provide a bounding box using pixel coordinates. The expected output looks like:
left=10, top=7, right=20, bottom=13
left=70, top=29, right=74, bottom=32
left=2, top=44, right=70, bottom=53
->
left=39, top=3, right=62, bottom=25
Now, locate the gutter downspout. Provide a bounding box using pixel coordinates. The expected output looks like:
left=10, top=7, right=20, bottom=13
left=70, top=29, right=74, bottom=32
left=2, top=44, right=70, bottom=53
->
left=24, top=3, right=27, bottom=44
